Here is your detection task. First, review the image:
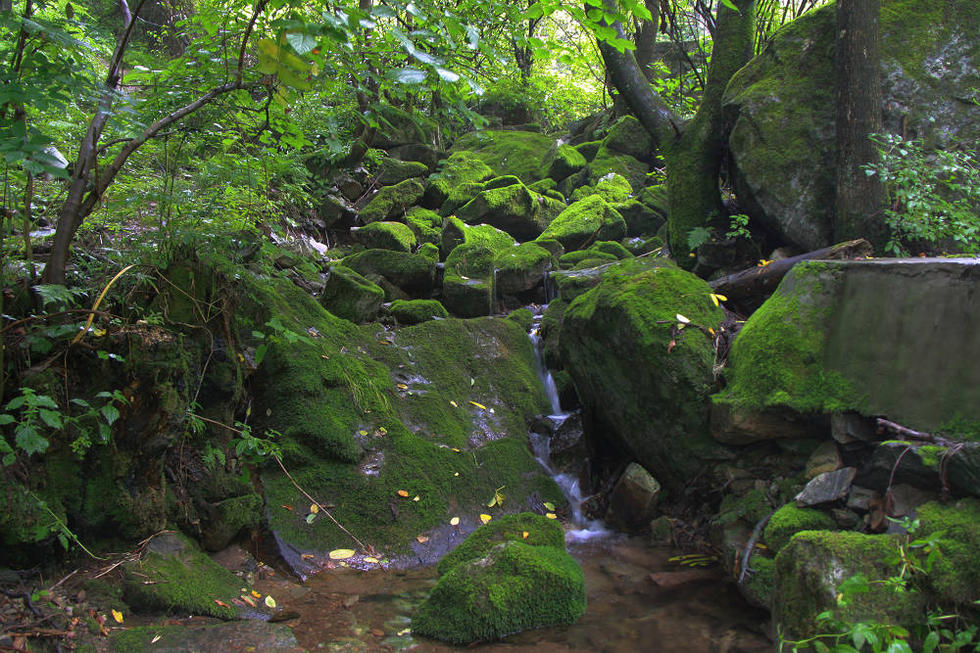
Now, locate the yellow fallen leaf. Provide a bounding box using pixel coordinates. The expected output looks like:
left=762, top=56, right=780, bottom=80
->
left=264, top=595, right=276, bottom=608
left=451, top=448, right=460, bottom=453
left=413, top=495, right=420, bottom=502
left=542, top=501, right=555, bottom=511
left=309, top=503, right=319, bottom=514
left=675, top=313, right=690, bottom=324
left=358, top=430, right=368, bottom=436
left=522, top=531, right=529, bottom=539
left=396, top=383, right=408, bottom=390
left=397, top=628, right=411, bottom=636
left=480, top=514, right=492, bottom=524
left=111, top=609, right=124, bottom=624
left=545, top=513, right=557, bottom=519
left=708, top=327, right=716, bottom=336
left=487, top=496, right=497, bottom=508
left=416, top=534, right=429, bottom=543
left=449, top=400, right=458, bottom=408
left=301, top=553, right=315, bottom=560
left=151, top=635, right=161, bottom=643
left=469, top=401, right=486, bottom=410
left=453, top=472, right=459, bottom=477
left=450, top=517, right=460, bottom=526
left=329, top=549, right=356, bottom=560
left=709, top=293, right=727, bottom=306
left=397, top=489, right=409, bottom=497
left=251, top=590, right=262, bottom=599
left=363, top=556, right=379, bottom=564
left=758, top=259, right=773, bottom=267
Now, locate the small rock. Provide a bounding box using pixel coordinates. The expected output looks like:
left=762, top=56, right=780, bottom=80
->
left=648, top=516, right=674, bottom=546
left=830, top=508, right=862, bottom=529
left=885, top=484, right=940, bottom=525
left=846, top=486, right=880, bottom=512
left=804, top=441, right=842, bottom=479
left=831, top=412, right=875, bottom=444
left=795, top=467, right=857, bottom=507
left=605, top=463, right=662, bottom=532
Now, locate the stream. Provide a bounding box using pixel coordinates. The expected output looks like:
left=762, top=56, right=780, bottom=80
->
left=245, top=311, right=772, bottom=651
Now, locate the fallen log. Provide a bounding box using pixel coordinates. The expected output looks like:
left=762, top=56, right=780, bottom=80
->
left=709, top=239, right=873, bottom=310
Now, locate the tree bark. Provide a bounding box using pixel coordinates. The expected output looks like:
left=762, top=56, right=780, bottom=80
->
left=834, top=0, right=885, bottom=249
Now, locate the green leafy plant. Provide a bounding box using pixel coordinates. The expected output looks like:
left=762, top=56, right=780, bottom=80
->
left=0, top=387, right=129, bottom=464
left=726, top=213, right=752, bottom=240
left=864, top=133, right=980, bottom=256
left=687, top=226, right=713, bottom=250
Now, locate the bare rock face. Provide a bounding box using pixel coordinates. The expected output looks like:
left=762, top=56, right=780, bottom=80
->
left=723, top=0, right=980, bottom=250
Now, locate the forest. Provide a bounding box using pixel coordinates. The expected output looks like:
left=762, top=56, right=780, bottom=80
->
left=2, top=0, right=979, bottom=650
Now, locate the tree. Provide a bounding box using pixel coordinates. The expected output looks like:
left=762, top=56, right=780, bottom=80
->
left=834, top=0, right=885, bottom=247
left=593, top=0, right=756, bottom=263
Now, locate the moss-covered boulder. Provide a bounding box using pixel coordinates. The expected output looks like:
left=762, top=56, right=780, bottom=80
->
left=773, top=531, right=924, bottom=641
left=350, top=220, right=417, bottom=252
left=342, top=249, right=437, bottom=299
left=538, top=195, right=627, bottom=252
left=450, top=130, right=556, bottom=182
left=542, top=143, right=587, bottom=182
left=404, top=206, right=443, bottom=246
left=723, top=0, right=980, bottom=250
left=456, top=182, right=548, bottom=241
left=763, top=504, right=837, bottom=553
left=586, top=145, right=649, bottom=193
left=613, top=199, right=665, bottom=236
left=442, top=243, right=496, bottom=318
left=320, top=265, right=385, bottom=324
left=558, top=258, right=727, bottom=493
left=715, top=259, right=980, bottom=435
left=423, top=151, right=494, bottom=209
left=358, top=178, right=426, bottom=224
left=413, top=514, right=585, bottom=644
left=494, top=242, right=555, bottom=296
left=441, top=219, right=517, bottom=261
left=592, top=172, right=633, bottom=203
left=601, top=115, right=653, bottom=160
left=122, top=532, right=244, bottom=619
left=388, top=298, right=449, bottom=325
left=109, top=622, right=302, bottom=653
left=372, top=105, right=438, bottom=149
left=916, top=498, right=980, bottom=606
left=377, top=157, right=430, bottom=185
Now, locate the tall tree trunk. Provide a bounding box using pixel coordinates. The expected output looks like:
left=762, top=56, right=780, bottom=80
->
left=665, top=0, right=754, bottom=263
left=834, top=0, right=885, bottom=248
left=633, top=0, right=662, bottom=82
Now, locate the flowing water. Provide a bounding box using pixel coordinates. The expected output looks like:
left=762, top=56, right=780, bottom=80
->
left=250, top=310, right=772, bottom=651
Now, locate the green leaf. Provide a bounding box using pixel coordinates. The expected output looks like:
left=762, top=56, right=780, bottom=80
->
left=101, top=404, right=120, bottom=426
left=15, top=424, right=49, bottom=455
left=38, top=409, right=63, bottom=429
left=285, top=32, right=318, bottom=55
left=719, top=0, right=739, bottom=10
left=435, top=67, right=459, bottom=82
left=388, top=67, right=427, bottom=84
left=0, top=414, right=15, bottom=426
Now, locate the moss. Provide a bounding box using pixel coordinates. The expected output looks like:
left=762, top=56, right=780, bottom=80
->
left=574, top=140, right=601, bottom=162
left=587, top=145, right=649, bottom=192
left=528, top=177, right=558, bottom=194
left=592, top=172, right=633, bottom=203
left=456, top=182, right=546, bottom=241
left=202, top=493, right=263, bottom=551
left=358, top=178, right=426, bottom=224
left=351, top=221, right=417, bottom=253
left=436, top=512, right=566, bottom=575
left=404, top=207, right=443, bottom=246
left=441, top=181, right=488, bottom=217
left=341, top=249, right=437, bottom=299
left=774, top=531, right=924, bottom=641
left=412, top=540, right=585, bottom=644
left=494, top=242, right=555, bottom=296
left=537, top=195, right=627, bottom=252
left=763, top=504, right=837, bottom=553
left=483, top=175, right=523, bottom=190
left=320, top=265, right=385, bottom=324
left=715, top=488, right=771, bottom=528
left=377, top=158, right=429, bottom=185
left=451, top=130, right=555, bottom=182
left=559, top=250, right=618, bottom=269
left=590, top=240, right=633, bottom=259
left=417, top=241, right=439, bottom=262
left=916, top=498, right=980, bottom=606
left=424, top=151, right=494, bottom=208
left=613, top=199, right=665, bottom=237
left=601, top=115, right=653, bottom=160
left=542, top=143, right=587, bottom=182
left=715, top=261, right=857, bottom=414
left=122, top=533, right=241, bottom=618
left=388, top=299, right=449, bottom=325
left=743, top=554, right=775, bottom=608
left=505, top=308, right=534, bottom=332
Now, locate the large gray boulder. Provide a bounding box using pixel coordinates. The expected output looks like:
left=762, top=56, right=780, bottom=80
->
left=724, top=0, right=980, bottom=250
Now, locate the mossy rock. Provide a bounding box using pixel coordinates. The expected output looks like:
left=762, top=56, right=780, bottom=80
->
left=341, top=249, right=437, bottom=299
left=763, top=504, right=837, bottom=553
left=538, top=195, right=627, bottom=252
left=436, top=512, right=566, bottom=575
left=742, top=554, right=775, bottom=609
left=505, top=308, right=535, bottom=332
left=122, top=532, right=243, bottom=619
left=916, top=498, right=980, bottom=605
left=559, top=249, right=618, bottom=269
left=377, top=157, right=430, bottom=185
left=424, top=151, right=495, bottom=209
left=350, top=221, right=417, bottom=253
left=528, top=177, right=558, bottom=195
left=592, top=172, right=632, bottom=203
left=550, top=266, right=607, bottom=302
left=404, top=207, right=443, bottom=246
left=450, top=130, right=556, bottom=182
left=613, top=199, right=665, bottom=237
left=456, top=182, right=547, bottom=241
left=440, top=180, right=488, bottom=217
left=586, top=145, right=649, bottom=193
left=558, top=258, right=727, bottom=494
left=388, top=299, right=449, bottom=325
left=320, top=265, right=385, bottom=324
left=494, top=242, right=555, bottom=296
left=200, top=492, right=264, bottom=552
left=441, top=219, right=517, bottom=262
left=413, top=540, right=586, bottom=644
left=358, top=178, right=426, bottom=224
left=601, top=115, right=653, bottom=160
left=575, top=140, right=602, bottom=162
left=773, top=531, right=924, bottom=641
left=542, top=143, right=587, bottom=182
left=108, top=622, right=302, bottom=653
left=442, top=243, right=496, bottom=318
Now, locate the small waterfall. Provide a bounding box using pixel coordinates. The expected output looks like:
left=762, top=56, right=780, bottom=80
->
left=528, top=312, right=608, bottom=541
